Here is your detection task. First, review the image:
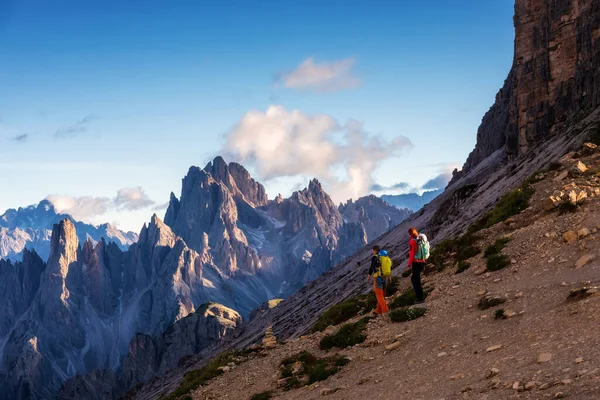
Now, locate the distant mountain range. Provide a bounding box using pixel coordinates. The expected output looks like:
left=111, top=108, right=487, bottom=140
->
left=0, top=200, right=138, bottom=261
left=0, top=157, right=412, bottom=400
left=381, top=189, right=443, bottom=211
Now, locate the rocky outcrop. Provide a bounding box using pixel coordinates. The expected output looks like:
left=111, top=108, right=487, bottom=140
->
left=458, top=0, right=600, bottom=179
left=58, top=303, right=241, bottom=400
left=339, top=195, right=412, bottom=242
left=166, top=159, right=410, bottom=296
left=0, top=200, right=138, bottom=261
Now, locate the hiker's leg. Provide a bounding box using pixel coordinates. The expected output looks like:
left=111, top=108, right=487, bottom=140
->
left=412, top=262, right=425, bottom=301
left=375, top=287, right=389, bottom=314
left=373, top=280, right=381, bottom=313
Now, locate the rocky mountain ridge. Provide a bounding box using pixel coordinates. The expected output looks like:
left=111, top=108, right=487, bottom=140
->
left=0, top=200, right=138, bottom=261
left=0, top=159, right=410, bottom=400
left=380, top=189, right=442, bottom=211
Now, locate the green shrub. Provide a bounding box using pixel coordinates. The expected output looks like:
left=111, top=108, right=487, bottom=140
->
left=486, top=254, right=511, bottom=271
left=311, top=294, right=376, bottom=332
left=484, top=237, right=511, bottom=257
left=494, top=309, right=506, bottom=320
left=469, top=184, right=535, bottom=233
left=319, top=317, right=372, bottom=350
left=250, top=392, right=272, bottom=400
left=389, top=307, right=427, bottom=323
left=389, top=287, right=432, bottom=309
left=455, top=260, right=471, bottom=274
left=280, top=352, right=349, bottom=390
left=429, top=234, right=481, bottom=271
left=163, top=351, right=243, bottom=400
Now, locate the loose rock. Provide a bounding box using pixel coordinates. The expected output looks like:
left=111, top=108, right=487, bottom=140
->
left=537, top=353, right=552, bottom=363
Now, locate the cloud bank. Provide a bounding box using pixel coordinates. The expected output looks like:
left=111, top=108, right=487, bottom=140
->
left=276, top=57, right=360, bottom=93
left=12, top=134, right=28, bottom=142
left=222, top=105, right=412, bottom=202
left=46, top=187, right=155, bottom=221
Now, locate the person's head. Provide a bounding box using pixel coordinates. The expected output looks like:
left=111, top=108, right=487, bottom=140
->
left=408, top=227, right=418, bottom=238
left=372, top=245, right=381, bottom=255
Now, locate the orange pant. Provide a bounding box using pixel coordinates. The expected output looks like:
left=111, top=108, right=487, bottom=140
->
left=373, top=279, right=389, bottom=314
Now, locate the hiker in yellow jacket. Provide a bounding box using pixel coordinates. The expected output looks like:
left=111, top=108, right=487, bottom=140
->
left=367, top=245, right=391, bottom=314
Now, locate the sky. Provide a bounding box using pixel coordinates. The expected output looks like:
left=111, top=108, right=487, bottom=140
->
left=0, top=0, right=515, bottom=232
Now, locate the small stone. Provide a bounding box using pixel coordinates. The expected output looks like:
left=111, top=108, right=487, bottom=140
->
left=525, top=381, right=537, bottom=390
left=539, top=383, right=550, bottom=390
left=575, top=357, right=585, bottom=364
left=278, top=377, right=290, bottom=387
left=504, top=310, right=517, bottom=318
left=543, top=196, right=561, bottom=211
left=486, top=368, right=500, bottom=378
left=573, top=160, right=588, bottom=174
left=537, top=353, right=552, bottom=363
left=437, top=352, right=448, bottom=357
left=321, top=388, right=337, bottom=396
left=515, top=292, right=523, bottom=298
left=561, top=379, right=573, bottom=385
left=575, top=254, right=595, bottom=269
left=512, top=381, right=521, bottom=390
left=555, top=392, right=565, bottom=399
left=578, top=228, right=591, bottom=238
left=554, top=170, right=569, bottom=181
left=563, top=230, right=578, bottom=243
left=450, top=373, right=465, bottom=380
left=217, top=366, right=231, bottom=373
left=486, top=345, right=503, bottom=353
left=385, top=341, right=401, bottom=351
left=358, top=378, right=370, bottom=385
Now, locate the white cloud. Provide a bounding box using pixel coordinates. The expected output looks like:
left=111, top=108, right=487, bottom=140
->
left=114, top=187, right=155, bottom=210
left=276, top=57, right=360, bottom=93
left=46, top=187, right=156, bottom=221
left=222, top=105, right=412, bottom=202
left=46, top=195, right=112, bottom=220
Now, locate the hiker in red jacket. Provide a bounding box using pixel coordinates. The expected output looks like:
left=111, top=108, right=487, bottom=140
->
left=407, top=227, right=425, bottom=303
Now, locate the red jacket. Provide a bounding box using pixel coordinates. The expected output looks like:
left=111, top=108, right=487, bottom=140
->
left=408, top=238, right=417, bottom=266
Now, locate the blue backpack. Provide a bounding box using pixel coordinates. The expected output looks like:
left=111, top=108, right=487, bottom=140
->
left=415, top=234, right=430, bottom=260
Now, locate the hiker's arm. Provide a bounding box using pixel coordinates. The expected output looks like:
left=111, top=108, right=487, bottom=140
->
left=368, top=256, right=380, bottom=277
left=408, top=240, right=416, bottom=267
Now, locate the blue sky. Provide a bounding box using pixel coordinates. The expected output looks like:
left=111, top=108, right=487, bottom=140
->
left=0, top=0, right=515, bottom=232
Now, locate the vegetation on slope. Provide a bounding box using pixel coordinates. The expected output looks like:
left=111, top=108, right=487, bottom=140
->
left=279, top=351, right=350, bottom=390
left=389, top=307, right=427, bottom=323
left=319, top=317, right=373, bottom=350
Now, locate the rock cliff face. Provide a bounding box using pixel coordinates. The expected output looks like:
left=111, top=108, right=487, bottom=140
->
left=0, top=200, right=138, bottom=261
left=459, top=0, right=600, bottom=178
left=165, top=159, right=409, bottom=296
left=57, top=303, right=241, bottom=400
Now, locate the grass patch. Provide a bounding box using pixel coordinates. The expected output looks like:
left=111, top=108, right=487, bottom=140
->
left=250, top=391, right=273, bottom=400
left=389, top=307, right=427, bottom=323
left=320, top=317, right=372, bottom=350
left=280, top=352, right=350, bottom=390
left=469, top=181, right=536, bottom=233
left=311, top=294, right=377, bottom=333
left=455, top=260, right=471, bottom=274
left=486, top=254, right=511, bottom=271
left=484, top=237, right=511, bottom=257
left=162, top=351, right=246, bottom=400
left=495, top=309, right=506, bottom=320
left=389, top=287, right=433, bottom=309
left=430, top=234, right=481, bottom=271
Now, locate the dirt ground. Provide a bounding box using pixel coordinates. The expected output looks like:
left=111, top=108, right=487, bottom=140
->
left=191, top=150, right=600, bottom=400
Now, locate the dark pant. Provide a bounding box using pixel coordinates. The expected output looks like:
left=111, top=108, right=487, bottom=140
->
left=411, top=261, right=425, bottom=301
